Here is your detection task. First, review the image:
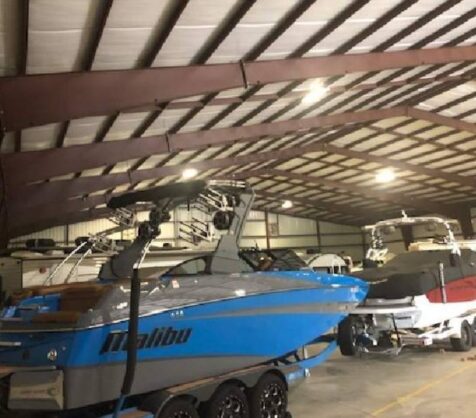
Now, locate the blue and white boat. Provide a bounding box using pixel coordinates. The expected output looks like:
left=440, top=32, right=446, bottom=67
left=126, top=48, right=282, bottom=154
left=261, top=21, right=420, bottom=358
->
left=0, top=181, right=368, bottom=415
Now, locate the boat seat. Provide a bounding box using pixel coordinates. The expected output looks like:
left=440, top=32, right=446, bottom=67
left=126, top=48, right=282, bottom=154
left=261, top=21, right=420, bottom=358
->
left=31, top=311, right=82, bottom=324
left=10, top=283, right=109, bottom=304
left=9, top=284, right=113, bottom=322
left=59, top=285, right=111, bottom=312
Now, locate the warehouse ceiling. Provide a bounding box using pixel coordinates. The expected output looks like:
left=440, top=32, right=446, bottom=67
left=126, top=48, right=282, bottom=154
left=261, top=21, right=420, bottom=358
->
left=1, top=0, right=476, bottom=242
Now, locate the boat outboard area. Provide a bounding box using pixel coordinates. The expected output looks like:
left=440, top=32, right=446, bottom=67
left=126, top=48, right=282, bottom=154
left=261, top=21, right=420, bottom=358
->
left=338, top=214, right=476, bottom=356
left=0, top=180, right=368, bottom=417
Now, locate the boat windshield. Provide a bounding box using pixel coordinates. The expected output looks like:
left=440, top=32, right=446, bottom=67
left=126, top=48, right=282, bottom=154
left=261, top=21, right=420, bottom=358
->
left=240, top=249, right=308, bottom=271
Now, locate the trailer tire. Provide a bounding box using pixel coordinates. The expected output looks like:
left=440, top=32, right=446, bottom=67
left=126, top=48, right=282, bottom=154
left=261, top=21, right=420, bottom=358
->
left=472, top=319, right=476, bottom=347
left=204, top=383, right=249, bottom=418
left=248, top=373, right=288, bottom=418
left=156, top=398, right=199, bottom=418
left=450, top=321, right=473, bottom=352
left=338, top=316, right=357, bottom=356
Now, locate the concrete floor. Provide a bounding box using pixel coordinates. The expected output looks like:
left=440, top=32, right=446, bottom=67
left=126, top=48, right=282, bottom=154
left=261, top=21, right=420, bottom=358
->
left=289, top=345, right=476, bottom=418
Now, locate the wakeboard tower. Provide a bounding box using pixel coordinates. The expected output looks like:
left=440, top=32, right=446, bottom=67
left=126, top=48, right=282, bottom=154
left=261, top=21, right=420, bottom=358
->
left=338, top=213, right=476, bottom=356
left=0, top=180, right=367, bottom=418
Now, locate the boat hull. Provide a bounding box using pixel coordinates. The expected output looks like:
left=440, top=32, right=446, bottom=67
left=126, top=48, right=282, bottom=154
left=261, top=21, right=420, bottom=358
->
left=355, top=295, right=476, bottom=330
left=68, top=289, right=358, bottom=408
left=1, top=288, right=362, bottom=410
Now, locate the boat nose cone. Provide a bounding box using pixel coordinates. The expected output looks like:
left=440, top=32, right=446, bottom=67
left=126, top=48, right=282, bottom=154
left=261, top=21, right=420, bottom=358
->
left=341, top=276, right=369, bottom=302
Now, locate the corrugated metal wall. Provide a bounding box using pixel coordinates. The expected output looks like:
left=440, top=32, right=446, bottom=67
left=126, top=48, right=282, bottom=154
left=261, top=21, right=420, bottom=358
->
left=11, top=208, right=367, bottom=261
left=12, top=209, right=476, bottom=261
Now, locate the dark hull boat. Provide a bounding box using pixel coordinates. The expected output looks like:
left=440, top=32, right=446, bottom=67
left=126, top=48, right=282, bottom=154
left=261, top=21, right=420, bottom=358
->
left=339, top=215, right=476, bottom=355
left=356, top=248, right=476, bottom=303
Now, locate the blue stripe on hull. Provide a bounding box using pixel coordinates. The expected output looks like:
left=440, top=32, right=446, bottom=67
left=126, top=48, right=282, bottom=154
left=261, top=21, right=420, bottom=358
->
left=0, top=285, right=362, bottom=369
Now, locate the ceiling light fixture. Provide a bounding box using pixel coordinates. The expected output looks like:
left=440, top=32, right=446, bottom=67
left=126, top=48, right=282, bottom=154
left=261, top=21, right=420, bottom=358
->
left=182, top=168, right=198, bottom=180
left=375, top=168, right=396, bottom=183
left=302, top=81, right=329, bottom=105
left=282, top=200, right=293, bottom=209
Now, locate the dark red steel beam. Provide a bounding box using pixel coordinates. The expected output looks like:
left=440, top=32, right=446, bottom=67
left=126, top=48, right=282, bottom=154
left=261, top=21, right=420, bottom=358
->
left=54, top=0, right=114, bottom=149
left=197, top=0, right=369, bottom=133
left=11, top=147, right=321, bottom=210
left=0, top=0, right=29, bottom=247
left=10, top=116, right=476, bottom=212
left=124, top=73, right=473, bottom=113
left=243, top=168, right=462, bottom=218
left=10, top=203, right=153, bottom=239
left=102, top=0, right=256, bottom=177
left=10, top=207, right=113, bottom=239
left=11, top=193, right=111, bottom=230
left=3, top=107, right=407, bottom=186
left=408, top=107, right=476, bottom=135
left=253, top=203, right=358, bottom=227
left=323, top=144, right=476, bottom=189
left=9, top=0, right=29, bottom=154
left=255, top=190, right=375, bottom=221
left=1, top=46, right=475, bottom=130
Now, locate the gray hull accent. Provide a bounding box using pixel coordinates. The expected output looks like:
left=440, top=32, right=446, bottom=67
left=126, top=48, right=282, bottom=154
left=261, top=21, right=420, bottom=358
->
left=64, top=355, right=266, bottom=409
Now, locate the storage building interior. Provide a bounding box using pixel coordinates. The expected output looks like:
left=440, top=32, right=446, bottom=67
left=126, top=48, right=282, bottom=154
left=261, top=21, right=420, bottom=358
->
left=1, top=1, right=476, bottom=417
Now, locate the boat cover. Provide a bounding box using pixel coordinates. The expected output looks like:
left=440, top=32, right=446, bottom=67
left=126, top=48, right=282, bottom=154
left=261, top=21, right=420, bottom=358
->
left=353, top=249, right=476, bottom=299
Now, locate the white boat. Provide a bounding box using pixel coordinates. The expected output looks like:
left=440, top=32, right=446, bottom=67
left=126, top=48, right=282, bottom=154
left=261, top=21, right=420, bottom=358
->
left=338, top=214, right=476, bottom=355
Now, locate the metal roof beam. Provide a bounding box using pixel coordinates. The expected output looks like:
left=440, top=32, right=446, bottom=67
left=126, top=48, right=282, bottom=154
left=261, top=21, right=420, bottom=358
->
left=123, top=73, right=473, bottom=113
left=1, top=46, right=476, bottom=130
left=408, top=107, right=476, bottom=135
left=255, top=190, right=376, bottom=221
left=323, top=144, right=476, bottom=189
left=243, top=168, right=463, bottom=219
left=8, top=116, right=476, bottom=213
left=3, top=107, right=407, bottom=186
left=9, top=207, right=113, bottom=239
left=9, top=204, right=151, bottom=239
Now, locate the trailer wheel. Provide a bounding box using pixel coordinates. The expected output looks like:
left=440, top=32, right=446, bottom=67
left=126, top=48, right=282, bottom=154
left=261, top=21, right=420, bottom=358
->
left=204, top=383, right=250, bottom=418
left=248, top=373, right=288, bottom=418
left=157, top=398, right=199, bottom=418
left=337, top=316, right=357, bottom=356
left=450, top=321, right=473, bottom=352
left=472, top=318, right=476, bottom=347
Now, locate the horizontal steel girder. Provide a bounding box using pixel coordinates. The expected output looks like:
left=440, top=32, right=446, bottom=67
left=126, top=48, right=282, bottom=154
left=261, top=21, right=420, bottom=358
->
left=10, top=125, right=476, bottom=213
left=408, top=107, right=476, bottom=135
left=255, top=190, right=376, bottom=221
left=243, top=168, right=463, bottom=219
left=1, top=45, right=475, bottom=130
left=2, top=107, right=408, bottom=186
left=9, top=203, right=153, bottom=239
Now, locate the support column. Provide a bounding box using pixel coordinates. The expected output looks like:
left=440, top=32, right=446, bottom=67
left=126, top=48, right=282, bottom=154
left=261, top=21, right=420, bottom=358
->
left=361, top=230, right=367, bottom=260
left=0, top=157, right=9, bottom=250
left=264, top=210, right=270, bottom=250
left=65, top=224, right=70, bottom=246
left=401, top=225, right=414, bottom=250
left=456, top=207, right=474, bottom=239
left=0, top=202, right=8, bottom=250
left=315, top=218, right=321, bottom=250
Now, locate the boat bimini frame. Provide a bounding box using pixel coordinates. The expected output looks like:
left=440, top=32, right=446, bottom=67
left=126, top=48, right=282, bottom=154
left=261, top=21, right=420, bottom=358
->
left=364, top=211, right=462, bottom=263
left=98, top=179, right=339, bottom=418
